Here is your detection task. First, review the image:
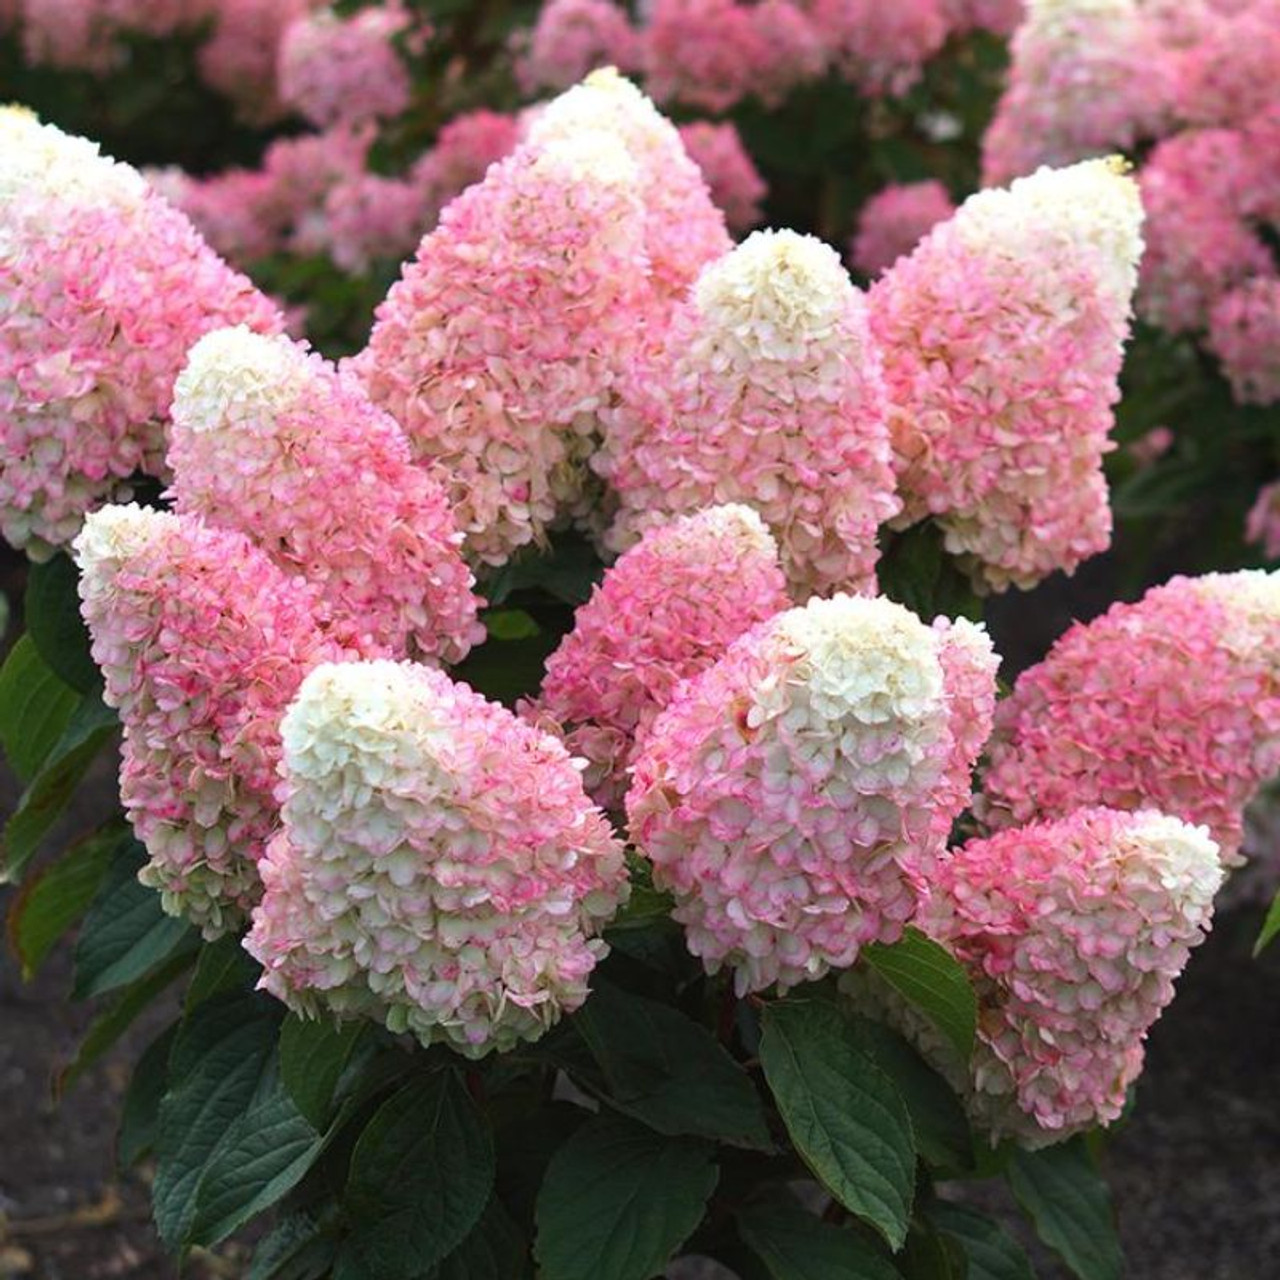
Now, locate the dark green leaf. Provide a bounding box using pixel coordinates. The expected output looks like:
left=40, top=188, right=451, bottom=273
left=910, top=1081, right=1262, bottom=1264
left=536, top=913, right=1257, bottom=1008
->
left=759, top=1000, right=915, bottom=1250
left=119, top=1023, right=178, bottom=1168
left=0, top=635, right=79, bottom=782
left=900, top=1219, right=966, bottom=1279
left=1008, top=1138, right=1123, bottom=1280
left=534, top=1115, right=717, bottom=1280
left=249, top=1213, right=337, bottom=1280
left=736, top=1194, right=901, bottom=1280
left=574, top=982, right=772, bottom=1149
left=26, top=552, right=99, bottom=693
left=3, top=689, right=119, bottom=880
left=8, top=822, right=125, bottom=978
left=452, top=632, right=558, bottom=707
left=185, top=933, right=261, bottom=1011
left=862, top=929, right=977, bottom=1061
left=855, top=1019, right=972, bottom=1172
left=153, top=992, right=283, bottom=1248
left=1254, top=890, right=1280, bottom=957
left=335, top=1070, right=494, bottom=1280
left=73, top=839, right=196, bottom=1000
left=483, top=608, right=541, bottom=640
left=279, top=1014, right=370, bottom=1130
left=187, top=1056, right=327, bottom=1247
left=430, top=1198, right=530, bottom=1280
left=928, top=1202, right=1036, bottom=1280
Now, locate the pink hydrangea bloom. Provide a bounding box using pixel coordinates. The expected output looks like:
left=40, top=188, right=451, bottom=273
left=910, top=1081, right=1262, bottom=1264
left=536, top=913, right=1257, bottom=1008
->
left=515, top=0, right=641, bottom=93
left=980, top=570, right=1280, bottom=863
left=412, top=109, right=523, bottom=225
left=938, top=0, right=1024, bottom=35
left=600, top=230, right=899, bottom=598
left=850, top=180, right=956, bottom=277
left=351, top=127, right=650, bottom=566
left=677, top=121, right=766, bottom=233
left=0, top=109, right=281, bottom=559
left=869, top=158, right=1143, bottom=592
left=628, top=594, right=998, bottom=994
left=1136, top=129, right=1273, bottom=334
left=144, top=166, right=284, bottom=265
left=74, top=504, right=347, bottom=938
left=198, top=0, right=308, bottom=123
left=1172, top=0, right=1280, bottom=128
left=525, top=68, right=730, bottom=310
left=278, top=4, right=413, bottom=129
left=1206, top=278, right=1280, bottom=405
left=1127, top=424, right=1174, bottom=467
left=17, top=0, right=213, bottom=70
left=808, top=0, right=949, bottom=97
left=747, top=0, right=829, bottom=103
left=527, top=505, right=790, bottom=807
left=246, top=659, right=629, bottom=1056
left=315, top=172, right=426, bottom=273
left=981, top=0, right=1173, bottom=186
left=642, top=0, right=769, bottom=112
left=1246, top=482, right=1280, bottom=559
left=857, top=808, right=1221, bottom=1146
left=168, top=327, right=482, bottom=663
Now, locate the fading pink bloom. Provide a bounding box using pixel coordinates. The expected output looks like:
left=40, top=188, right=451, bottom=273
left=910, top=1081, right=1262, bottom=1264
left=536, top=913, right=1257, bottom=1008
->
left=677, top=121, right=766, bottom=233
left=317, top=172, right=425, bottom=273
left=850, top=180, right=956, bottom=277
left=643, top=0, right=769, bottom=112
left=809, top=0, right=949, bottom=97
left=980, top=570, right=1280, bottom=863
left=411, top=109, right=522, bottom=225
left=599, top=230, right=899, bottom=598
left=746, top=0, right=829, bottom=103
left=527, top=505, right=789, bottom=807
left=848, top=808, right=1221, bottom=1146
left=870, top=159, right=1143, bottom=592
left=0, top=109, right=281, bottom=559
left=74, top=504, right=347, bottom=937
left=169, top=327, right=482, bottom=663
left=278, top=4, right=413, bottom=129
left=144, top=166, right=284, bottom=265
left=1173, top=0, right=1280, bottom=128
left=1207, top=278, right=1280, bottom=405
left=247, top=659, right=629, bottom=1056
left=515, top=0, right=641, bottom=93
left=981, top=0, right=1173, bottom=186
left=938, top=0, right=1024, bottom=35
left=1247, top=482, right=1280, bottom=560
left=628, top=594, right=997, bottom=993
left=199, top=0, right=309, bottom=123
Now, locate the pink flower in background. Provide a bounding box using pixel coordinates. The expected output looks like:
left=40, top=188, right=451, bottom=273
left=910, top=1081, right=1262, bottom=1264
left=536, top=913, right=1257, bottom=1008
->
left=1207, top=278, right=1280, bottom=406
left=869, top=808, right=1221, bottom=1146
left=525, top=70, right=730, bottom=311
left=351, top=126, right=651, bottom=566
left=628, top=594, right=997, bottom=994
left=1172, top=0, right=1280, bottom=128
left=981, top=0, right=1172, bottom=186
left=247, top=660, right=628, bottom=1056
left=870, top=158, right=1143, bottom=592
left=850, top=180, right=956, bottom=277
left=746, top=0, right=829, bottom=104
left=1247, top=482, right=1280, bottom=559
left=527, top=505, right=790, bottom=807
left=0, top=109, right=282, bottom=559
left=74, top=504, right=348, bottom=938
left=938, top=0, right=1024, bottom=35
left=808, top=0, right=949, bottom=97
left=980, top=570, right=1280, bottom=863
left=642, top=0, right=769, bottom=112
left=677, top=121, right=767, bottom=233
left=1127, top=425, right=1174, bottom=467
left=278, top=4, right=413, bottom=129
left=516, top=0, right=640, bottom=93
left=198, top=0, right=308, bottom=123
left=144, top=166, right=284, bottom=265
left=316, top=172, right=425, bottom=273
left=599, top=230, right=900, bottom=598
left=168, top=327, right=482, bottom=663
left=411, top=109, right=522, bottom=225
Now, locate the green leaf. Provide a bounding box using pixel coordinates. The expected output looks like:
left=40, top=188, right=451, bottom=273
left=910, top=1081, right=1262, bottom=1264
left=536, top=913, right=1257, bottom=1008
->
left=927, top=1202, right=1036, bottom=1280
left=900, top=1220, right=966, bottom=1279
left=58, top=947, right=196, bottom=1095
left=862, top=929, right=977, bottom=1062
left=279, top=1014, right=370, bottom=1129
left=854, top=1019, right=972, bottom=1172
left=0, top=635, right=79, bottom=782
left=759, top=1000, right=915, bottom=1250
left=185, top=932, right=262, bottom=1011
left=1008, top=1138, right=1123, bottom=1280
left=335, top=1070, right=494, bottom=1280
left=430, top=1198, right=530, bottom=1280
left=736, top=1194, right=901, bottom=1280
left=26, top=552, right=99, bottom=693
left=187, top=1056, right=327, bottom=1248
left=119, top=1023, right=178, bottom=1168
left=153, top=992, right=283, bottom=1249
left=1254, top=889, right=1280, bottom=957
left=534, top=1115, right=717, bottom=1280
left=249, top=1214, right=338, bottom=1280
left=3, top=689, right=119, bottom=881
left=452, top=631, right=559, bottom=707
left=73, top=839, right=196, bottom=1000
left=573, top=982, right=772, bottom=1150
left=483, top=608, right=541, bottom=640
left=7, top=822, right=125, bottom=978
